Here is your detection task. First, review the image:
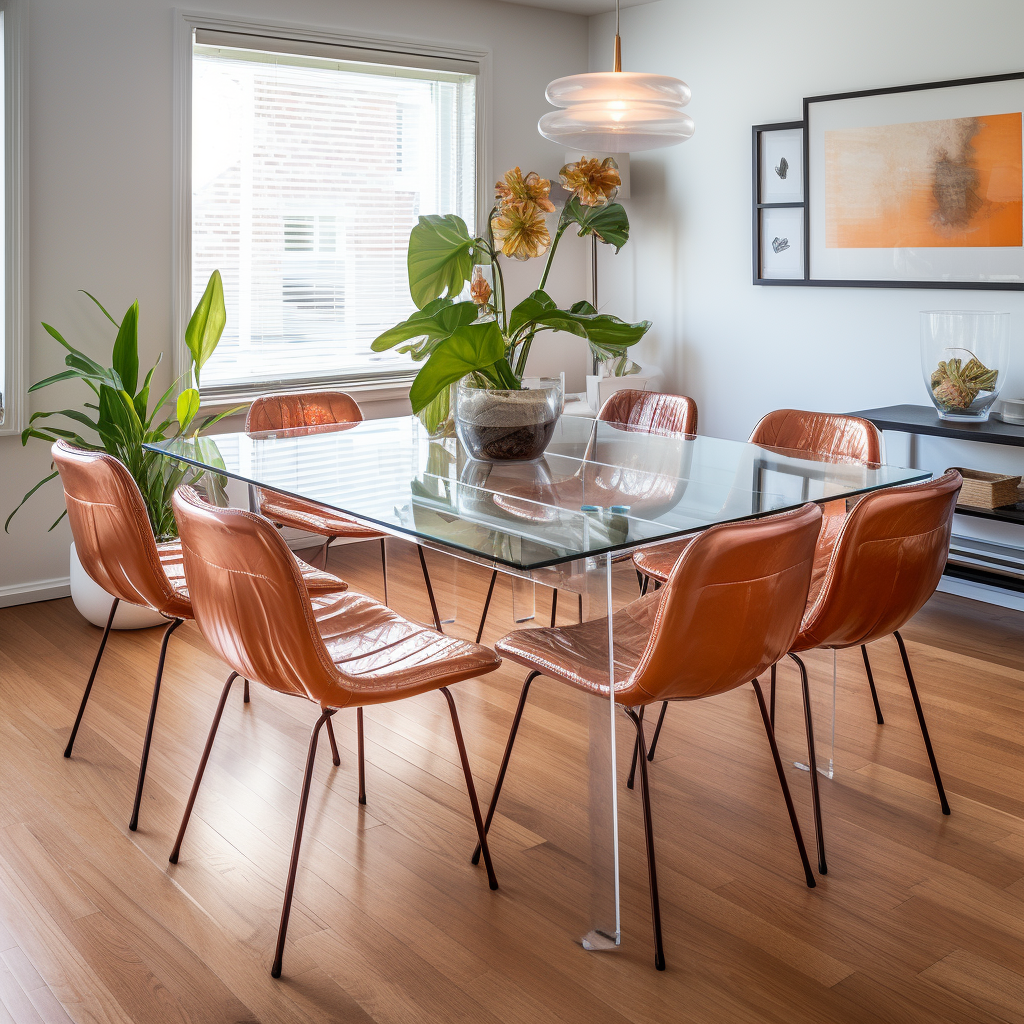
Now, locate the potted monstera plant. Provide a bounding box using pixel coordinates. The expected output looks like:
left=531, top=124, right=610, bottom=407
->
left=6, top=271, right=234, bottom=627
left=373, top=158, right=651, bottom=461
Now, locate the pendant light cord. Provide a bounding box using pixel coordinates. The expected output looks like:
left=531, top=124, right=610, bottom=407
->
left=613, top=0, right=622, bottom=72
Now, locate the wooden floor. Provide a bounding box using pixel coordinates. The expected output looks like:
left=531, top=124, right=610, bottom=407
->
left=0, top=540, right=1021, bottom=1024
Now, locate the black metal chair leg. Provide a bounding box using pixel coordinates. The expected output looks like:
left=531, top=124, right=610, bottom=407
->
left=325, top=715, right=341, bottom=767
left=417, top=545, right=444, bottom=632
left=626, top=705, right=646, bottom=790
left=751, top=678, right=816, bottom=888
left=65, top=598, right=120, bottom=758
left=379, top=537, right=389, bottom=607
left=549, top=588, right=558, bottom=628
left=129, top=616, right=184, bottom=832
left=646, top=701, right=669, bottom=762
left=861, top=645, right=884, bottom=724
left=475, top=569, right=498, bottom=643
left=357, top=707, right=366, bottom=805
left=577, top=593, right=583, bottom=623
left=769, top=663, right=777, bottom=729
left=440, top=688, right=498, bottom=891
left=169, top=672, right=238, bottom=864
left=472, top=671, right=539, bottom=865
left=788, top=653, right=826, bottom=875
left=623, top=707, right=665, bottom=971
left=243, top=678, right=250, bottom=704
left=640, top=574, right=650, bottom=597
left=272, top=709, right=335, bottom=978
left=893, top=631, right=950, bottom=815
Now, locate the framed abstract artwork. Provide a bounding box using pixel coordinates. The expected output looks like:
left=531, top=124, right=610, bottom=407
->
left=752, top=121, right=806, bottom=283
left=805, top=71, right=1024, bottom=289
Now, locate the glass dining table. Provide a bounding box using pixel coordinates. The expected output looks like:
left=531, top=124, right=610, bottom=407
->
left=146, top=412, right=928, bottom=955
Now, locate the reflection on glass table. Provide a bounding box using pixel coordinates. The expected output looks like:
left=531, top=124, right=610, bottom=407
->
left=145, top=413, right=928, bottom=957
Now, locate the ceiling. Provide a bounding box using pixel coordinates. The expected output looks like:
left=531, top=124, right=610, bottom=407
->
left=503, top=0, right=659, bottom=15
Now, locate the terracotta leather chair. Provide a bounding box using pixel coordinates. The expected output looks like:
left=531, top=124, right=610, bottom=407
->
left=247, top=390, right=444, bottom=628
left=168, top=486, right=502, bottom=978
left=51, top=440, right=345, bottom=831
left=475, top=502, right=824, bottom=970
left=632, top=409, right=882, bottom=757
left=474, top=389, right=698, bottom=642
left=786, top=469, right=962, bottom=876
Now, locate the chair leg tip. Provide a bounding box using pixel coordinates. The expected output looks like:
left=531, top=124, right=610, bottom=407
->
left=128, top=820, right=138, bottom=833
left=271, top=965, right=282, bottom=980
left=818, top=862, right=828, bottom=876
left=168, top=853, right=179, bottom=865
left=655, top=954, right=666, bottom=971
left=488, top=879, right=499, bottom=891
left=471, top=850, right=481, bottom=866
left=942, top=805, right=951, bottom=816
left=805, top=873, right=817, bottom=888
left=358, top=795, right=366, bottom=805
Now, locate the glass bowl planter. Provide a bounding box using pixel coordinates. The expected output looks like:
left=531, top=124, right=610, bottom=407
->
left=921, top=311, right=1010, bottom=422
left=456, top=376, right=564, bottom=462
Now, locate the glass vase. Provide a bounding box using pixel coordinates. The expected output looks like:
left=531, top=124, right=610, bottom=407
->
left=920, top=311, right=1010, bottom=422
left=455, top=376, right=564, bottom=462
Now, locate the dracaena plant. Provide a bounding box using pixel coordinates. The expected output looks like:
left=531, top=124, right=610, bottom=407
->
left=6, top=270, right=235, bottom=540
left=372, top=157, right=651, bottom=430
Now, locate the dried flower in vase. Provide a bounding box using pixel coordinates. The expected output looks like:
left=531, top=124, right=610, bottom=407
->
left=930, top=351, right=999, bottom=411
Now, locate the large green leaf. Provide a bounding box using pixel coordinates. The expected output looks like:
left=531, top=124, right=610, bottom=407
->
left=514, top=296, right=650, bottom=347
left=408, top=320, right=506, bottom=413
left=565, top=198, right=630, bottom=251
left=508, top=290, right=557, bottom=338
left=112, top=301, right=140, bottom=396
left=177, top=388, right=201, bottom=431
left=371, top=299, right=479, bottom=354
left=185, top=269, right=227, bottom=385
left=407, top=215, right=475, bottom=309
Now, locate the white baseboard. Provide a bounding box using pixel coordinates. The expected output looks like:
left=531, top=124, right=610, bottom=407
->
left=936, top=575, right=1024, bottom=612
left=0, top=575, right=71, bottom=608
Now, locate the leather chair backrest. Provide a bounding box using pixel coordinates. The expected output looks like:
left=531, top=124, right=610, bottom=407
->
left=749, top=409, right=882, bottom=464
left=597, top=389, right=698, bottom=436
left=172, top=486, right=339, bottom=699
left=795, top=470, right=962, bottom=650
left=246, top=391, right=362, bottom=433
left=52, top=440, right=179, bottom=612
left=625, top=502, right=823, bottom=704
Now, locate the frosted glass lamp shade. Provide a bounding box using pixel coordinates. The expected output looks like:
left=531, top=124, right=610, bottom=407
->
left=539, top=72, right=694, bottom=153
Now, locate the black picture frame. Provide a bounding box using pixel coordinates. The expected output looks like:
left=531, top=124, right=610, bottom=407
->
left=752, top=120, right=806, bottom=285
left=753, top=70, right=1024, bottom=290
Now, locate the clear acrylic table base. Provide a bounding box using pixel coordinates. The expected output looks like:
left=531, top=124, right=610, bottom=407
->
left=795, top=649, right=836, bottom=780
left=581, top=553, right=621, bottom=951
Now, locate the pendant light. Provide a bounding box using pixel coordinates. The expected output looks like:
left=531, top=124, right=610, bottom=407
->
left=538, top=0, right=694, bottom=153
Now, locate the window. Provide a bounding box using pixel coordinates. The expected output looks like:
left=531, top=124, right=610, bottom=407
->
left=185, top=26, right=479, bottom=398
left=0, top=0, right=25, bottom=435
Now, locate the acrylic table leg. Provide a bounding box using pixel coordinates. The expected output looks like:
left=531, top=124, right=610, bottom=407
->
left=582, top=553, right=621, bottom=952
left=795, top=649, right=836, bottom=781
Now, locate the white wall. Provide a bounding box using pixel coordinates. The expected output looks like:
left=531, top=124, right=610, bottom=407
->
left=0, top=0, right=590, bottom=603
left=590, top=0, right=1024, bottom=599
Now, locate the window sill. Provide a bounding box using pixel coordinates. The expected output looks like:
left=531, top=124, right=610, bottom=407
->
left=197, top=371, right=416, bottom=416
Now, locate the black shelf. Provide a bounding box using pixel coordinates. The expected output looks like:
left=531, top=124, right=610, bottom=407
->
left=851, top=404, right=1024, bottom=448
left=849, top=404, right=1024, bottom=595
left=954, top=501, right=1024, bottom=525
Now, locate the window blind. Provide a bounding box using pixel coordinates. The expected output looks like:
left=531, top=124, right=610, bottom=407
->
left=191, top=31, right=477, bottom=393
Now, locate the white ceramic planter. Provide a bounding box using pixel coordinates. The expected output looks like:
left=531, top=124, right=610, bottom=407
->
left=69, top=542, right=166, bottom=630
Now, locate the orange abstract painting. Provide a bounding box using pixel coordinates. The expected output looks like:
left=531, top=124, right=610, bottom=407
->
left=825, top=112, right=1023, bottom=248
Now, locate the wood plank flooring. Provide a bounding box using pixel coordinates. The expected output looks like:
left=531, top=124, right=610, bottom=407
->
left=0, top=539, right=1021, bottom=1024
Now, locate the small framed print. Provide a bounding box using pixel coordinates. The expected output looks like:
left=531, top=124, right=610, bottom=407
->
left=753, top=120, right=808, bottom=283
left=760, top=126, right=804, bottom=203
left=760, top=207, right=804, bottom=279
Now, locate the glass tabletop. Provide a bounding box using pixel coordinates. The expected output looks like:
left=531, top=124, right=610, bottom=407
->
left=146, top=413, right=930, bottom=571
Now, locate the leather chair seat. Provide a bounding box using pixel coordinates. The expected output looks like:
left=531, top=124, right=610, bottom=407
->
left=308, top=590, right=500, bottom=708
left=156, top=538, right=347, bottom=611
left=496, top=591, right=662, bottom=698
left=256, top=491, right=384, bottom=540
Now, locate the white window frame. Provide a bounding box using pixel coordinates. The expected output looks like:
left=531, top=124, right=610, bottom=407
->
left=0, top=0, right=27, bottom=436
left=172, top=9, right=491, bottom=406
